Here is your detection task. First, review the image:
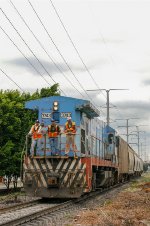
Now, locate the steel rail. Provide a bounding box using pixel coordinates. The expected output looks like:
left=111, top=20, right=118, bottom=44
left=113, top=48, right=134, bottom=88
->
left=0, top=181, right=130, bottom=226
left=0, top=199, right=42, bottom=214
left=0, top=200, right=72, bottom=226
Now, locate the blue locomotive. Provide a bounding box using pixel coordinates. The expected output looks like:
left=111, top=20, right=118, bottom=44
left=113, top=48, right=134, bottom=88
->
left=22, top=96, right=143, bottom=198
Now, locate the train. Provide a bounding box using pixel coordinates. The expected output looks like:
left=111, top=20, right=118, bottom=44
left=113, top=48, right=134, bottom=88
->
left=22, top=96, right=143, bottom=198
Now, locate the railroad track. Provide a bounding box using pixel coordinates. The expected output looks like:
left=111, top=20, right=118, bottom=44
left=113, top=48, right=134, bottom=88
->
left=0, top=199, right=42, bottom=214
left=0, top=199, right=73, bottom=226
left=0, top=181, right=130, bottom=226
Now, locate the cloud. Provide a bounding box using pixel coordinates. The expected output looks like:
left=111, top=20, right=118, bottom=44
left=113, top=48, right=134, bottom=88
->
left=111, top=100, right=150, bottom=124
left=87, top=58, right=109, bottom=70
left=141, top=79, right=150, bottom=86
left=116, top=100, right=150, bottom=110
left=5, top=57, right=88, bottom=75
left=5, top=57, right=69, bottom=75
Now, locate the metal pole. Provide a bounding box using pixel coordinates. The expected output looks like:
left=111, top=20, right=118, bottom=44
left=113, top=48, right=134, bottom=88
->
left=137, top=128, right=140, bottom=155
left=131, top=127, right=146, bottom=156
left=106, top=90, right=109, bottom=126
left=136, top=126, right=146, bottom=156
left=127, top=119, right=129, bottom=145
left=140, top=143, right=143, bottom=158
left=86, top=88, right=129, bottom=127
left=116, top=118, right=139, bottom=144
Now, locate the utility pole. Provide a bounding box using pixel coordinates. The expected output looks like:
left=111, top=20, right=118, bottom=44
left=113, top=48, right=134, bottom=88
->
left=131, top=127, right=146, bottom=155
left=140, top=142, right=147, bottom=159
left=86, top=89, right=128, bottom=126
left=116, top=118, right=139, bottom=144
left=131, top=125, right=148, bottom=156
left=136, top=127, right=146, bottom=156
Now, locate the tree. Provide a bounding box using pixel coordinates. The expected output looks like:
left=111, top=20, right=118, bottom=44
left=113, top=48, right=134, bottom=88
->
left=0, top=84, right=60, bottom=189
left=143, top=162, right=149, bottom=172
left=0, top=141, right=15, bottom=189
left=40, top=84, right=60, bottom=98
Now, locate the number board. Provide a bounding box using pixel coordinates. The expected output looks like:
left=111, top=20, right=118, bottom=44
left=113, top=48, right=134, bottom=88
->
left=42, top=113, right=51, bottom=118
left=41, top=112, right=71, bottom=119
left=60, top=112, right=71, bottom=118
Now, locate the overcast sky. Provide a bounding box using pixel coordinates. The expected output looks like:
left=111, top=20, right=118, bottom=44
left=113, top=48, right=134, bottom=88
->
left=0, top=0, right=150, bottom=160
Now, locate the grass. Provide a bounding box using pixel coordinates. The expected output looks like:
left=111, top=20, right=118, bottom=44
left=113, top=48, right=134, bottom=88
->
left=126, top=172, right=150, bottom=192
left=0, top=191, right=26, bottom=202
left=104, top=199, right=113, bottom=206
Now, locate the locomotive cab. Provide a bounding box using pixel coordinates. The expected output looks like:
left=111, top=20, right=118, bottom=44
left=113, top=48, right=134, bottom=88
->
left=103, top=125, right=117, bottom=163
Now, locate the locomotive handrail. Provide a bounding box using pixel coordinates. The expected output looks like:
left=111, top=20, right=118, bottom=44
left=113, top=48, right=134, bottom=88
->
left=60, top=132, right=78, bottom=135
left=26, top=131, right=80, bottom=157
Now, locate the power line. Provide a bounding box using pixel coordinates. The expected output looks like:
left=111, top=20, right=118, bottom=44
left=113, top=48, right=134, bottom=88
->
left=49, top=0, right=107, bottom=99
left=1, top=4, right=103, bottom=115
left=27, top=0, right=106, bottom=116
left=0, top=8, right=66, bottom=95
left=9, top=0, right=83, bottom=98
left=0, top=67, right=24, bottom=92
left=27, top=0, right=95, bottom=103
left=87, top=3, right=131, bottom=121
left=88, top=3, right=116, bottom=66
left=48, top=0, right=123, bottom=120
left=0, top=24, right=52, bottom=88
left=48, top=0, right=109, bottom=117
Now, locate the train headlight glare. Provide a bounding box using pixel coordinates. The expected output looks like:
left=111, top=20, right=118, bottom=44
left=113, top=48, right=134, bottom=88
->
left=54, top=101, right=58, bottom=106
left=53, top=101, right=59, bottom=111
left=53, top=106, right=58, bottom=111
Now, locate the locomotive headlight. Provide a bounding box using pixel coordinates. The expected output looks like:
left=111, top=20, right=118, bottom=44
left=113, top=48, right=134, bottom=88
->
left=53, top=101, right=59, bottom=111
left=54, top=106, right=58, bottom=111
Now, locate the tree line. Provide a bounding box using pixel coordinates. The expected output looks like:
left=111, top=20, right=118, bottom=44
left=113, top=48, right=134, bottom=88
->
left=0, top=84, right=60, bottom=189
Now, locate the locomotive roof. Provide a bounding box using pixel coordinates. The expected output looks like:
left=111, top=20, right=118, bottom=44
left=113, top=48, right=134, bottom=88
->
left=25, top=95, right=100, bottom=118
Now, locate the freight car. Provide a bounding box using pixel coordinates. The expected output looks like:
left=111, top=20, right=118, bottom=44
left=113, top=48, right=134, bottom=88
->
left=116, top=136, right=143, bottom=182
left=22, top=96, right=143, bottom=198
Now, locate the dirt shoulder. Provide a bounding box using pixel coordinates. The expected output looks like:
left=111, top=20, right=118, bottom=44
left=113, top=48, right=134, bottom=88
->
left=73, top=173, right=150, bottom=226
